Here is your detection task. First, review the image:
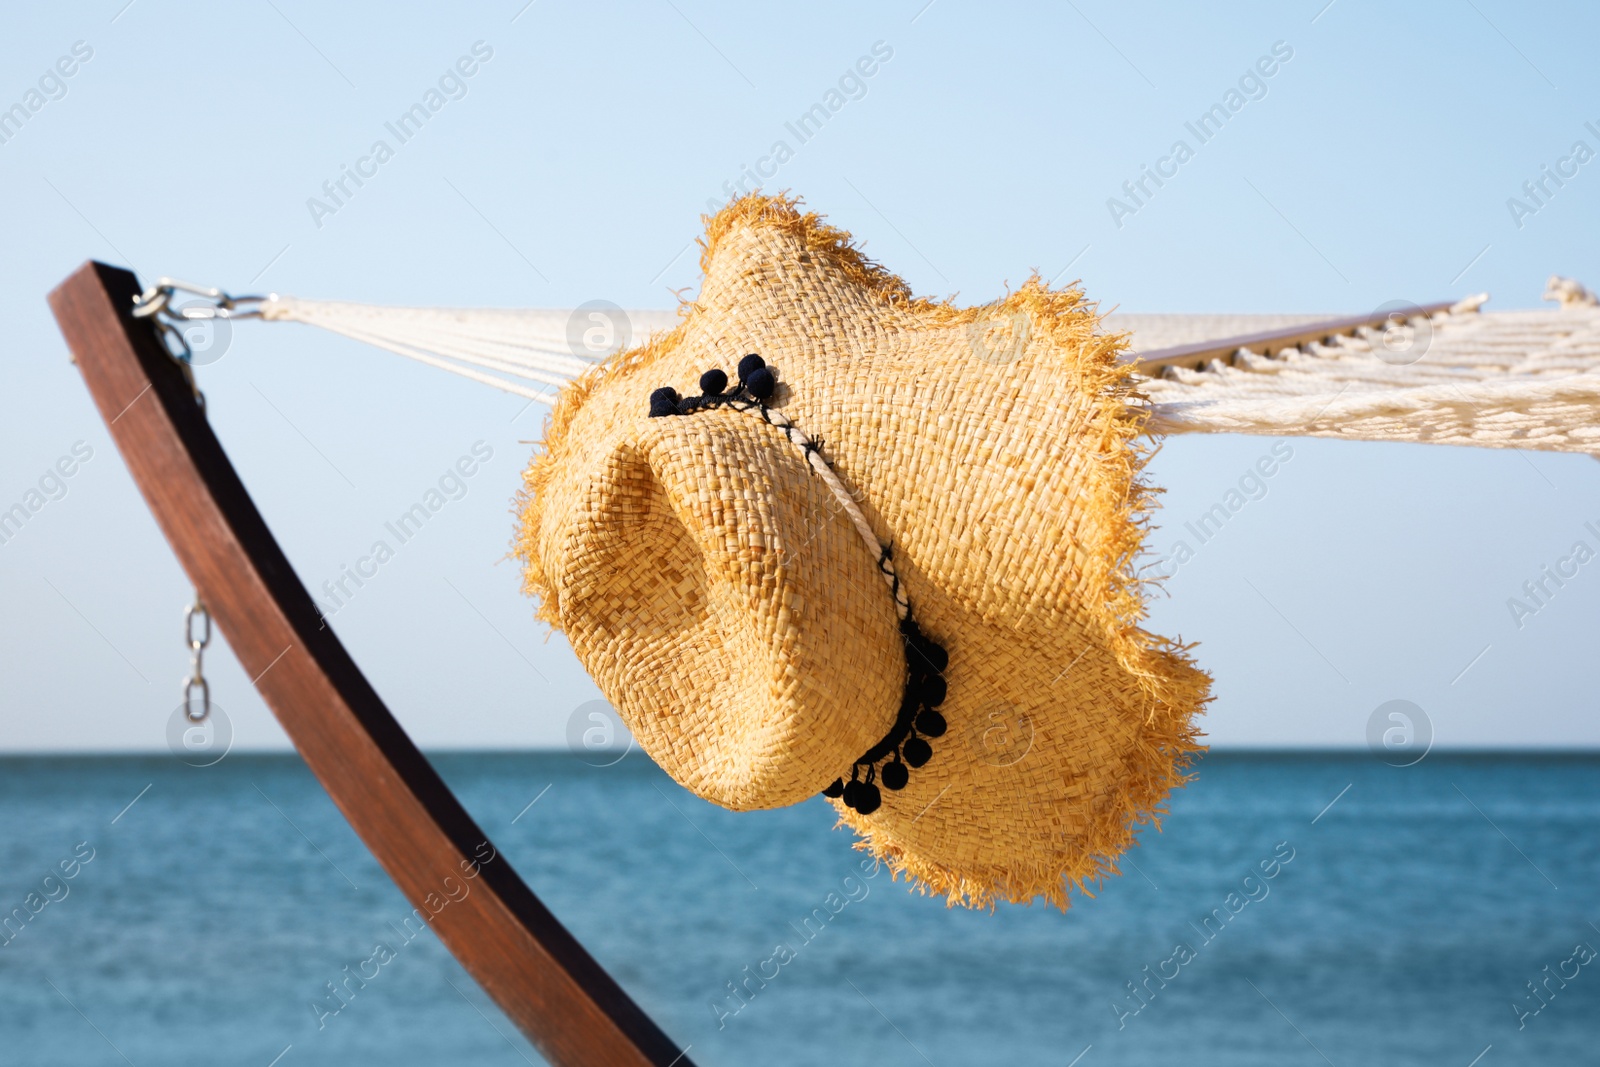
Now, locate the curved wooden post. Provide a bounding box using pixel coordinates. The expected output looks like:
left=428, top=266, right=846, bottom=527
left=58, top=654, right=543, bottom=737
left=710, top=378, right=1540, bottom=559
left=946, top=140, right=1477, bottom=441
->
left=49, top=261, right=694, bottom=1067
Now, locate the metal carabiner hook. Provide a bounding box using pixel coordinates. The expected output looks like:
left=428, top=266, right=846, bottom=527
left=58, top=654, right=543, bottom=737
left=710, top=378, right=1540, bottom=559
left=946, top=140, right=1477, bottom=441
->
left=133, top=277, right=273, bottom=325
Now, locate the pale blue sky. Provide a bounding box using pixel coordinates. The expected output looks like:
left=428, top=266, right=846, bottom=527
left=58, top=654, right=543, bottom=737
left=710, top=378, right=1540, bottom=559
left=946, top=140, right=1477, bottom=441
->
left=2, top=0, right=1597, bottom=751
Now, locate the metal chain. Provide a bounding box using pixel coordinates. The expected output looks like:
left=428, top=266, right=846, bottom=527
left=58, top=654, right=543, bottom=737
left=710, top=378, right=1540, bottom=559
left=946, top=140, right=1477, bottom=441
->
left=183, top=596, right=212, bottom=723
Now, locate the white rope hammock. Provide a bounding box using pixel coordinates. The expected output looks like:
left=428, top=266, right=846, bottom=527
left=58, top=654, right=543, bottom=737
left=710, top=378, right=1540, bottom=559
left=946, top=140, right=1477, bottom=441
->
left=1141, top=294, right=1600, bottom=455
left=260, top=297, right=681, bottom=404
left=151, top=275, right=1600, bottom=457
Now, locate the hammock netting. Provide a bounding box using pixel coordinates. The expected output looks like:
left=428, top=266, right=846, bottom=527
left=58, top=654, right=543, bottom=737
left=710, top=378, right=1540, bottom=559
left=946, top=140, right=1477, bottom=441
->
left=257, top=285, right=1600, bottom=456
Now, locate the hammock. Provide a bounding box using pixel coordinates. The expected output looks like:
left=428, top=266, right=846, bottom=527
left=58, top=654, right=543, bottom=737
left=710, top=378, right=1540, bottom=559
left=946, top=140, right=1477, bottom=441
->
left=140, top=277, right=1600, bottom=456
left=1138, top=295, right=1600, bottom=455
left=260, top=298, right=682, bottom=403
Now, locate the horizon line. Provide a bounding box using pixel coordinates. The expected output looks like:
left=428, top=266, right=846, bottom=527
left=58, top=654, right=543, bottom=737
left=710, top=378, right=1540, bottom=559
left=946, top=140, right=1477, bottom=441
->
left=1, top=745, right=1597, bottom=758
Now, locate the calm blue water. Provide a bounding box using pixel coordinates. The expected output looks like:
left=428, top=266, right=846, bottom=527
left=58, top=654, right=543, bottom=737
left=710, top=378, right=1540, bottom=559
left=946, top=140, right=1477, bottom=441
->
left=0, top=751, right=1595, bottom=1066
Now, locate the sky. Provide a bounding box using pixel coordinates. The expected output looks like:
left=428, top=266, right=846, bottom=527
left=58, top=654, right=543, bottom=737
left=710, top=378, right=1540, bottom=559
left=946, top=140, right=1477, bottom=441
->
left=1, top=0, right=1597, bottom=752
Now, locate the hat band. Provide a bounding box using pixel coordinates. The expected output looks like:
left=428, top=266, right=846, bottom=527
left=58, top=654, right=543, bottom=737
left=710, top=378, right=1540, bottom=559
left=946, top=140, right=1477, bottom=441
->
left=648, top=355, right=948, bottom=816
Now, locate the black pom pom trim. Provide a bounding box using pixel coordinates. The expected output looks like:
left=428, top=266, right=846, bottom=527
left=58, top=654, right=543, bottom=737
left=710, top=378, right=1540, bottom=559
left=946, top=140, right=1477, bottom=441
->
left=908, top=633, right=949, bottom=674
left=648, top=386, right=681, bottom=418
left=699, top=368, right=728, bottom=395
left=744, top=366, right=776, bottom=401
left=646, top=358, right=779, bottom=421
left=881, top=760, right=909, bottom=791
left=822, top=612, right=949, bottom=812
left=737, top=352, right=766, bottom=383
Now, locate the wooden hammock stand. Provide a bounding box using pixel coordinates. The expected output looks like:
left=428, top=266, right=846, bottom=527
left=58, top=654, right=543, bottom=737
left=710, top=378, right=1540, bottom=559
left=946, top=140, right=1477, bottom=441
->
left=49, top=261, right=693, bottom=1067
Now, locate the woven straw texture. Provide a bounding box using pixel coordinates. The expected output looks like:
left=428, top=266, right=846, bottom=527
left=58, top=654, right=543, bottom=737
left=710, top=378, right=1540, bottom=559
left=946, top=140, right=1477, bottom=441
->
left=518, top=195, right=1210, bottom=909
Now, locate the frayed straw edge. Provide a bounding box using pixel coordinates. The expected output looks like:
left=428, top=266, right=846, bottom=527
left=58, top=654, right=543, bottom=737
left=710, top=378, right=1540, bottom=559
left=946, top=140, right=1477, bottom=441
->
left=828, top=275, right=1210, bottom=911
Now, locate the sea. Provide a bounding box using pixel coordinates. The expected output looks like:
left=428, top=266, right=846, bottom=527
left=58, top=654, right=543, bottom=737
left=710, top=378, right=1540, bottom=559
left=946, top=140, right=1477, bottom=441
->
left=0, top=751, right=1595, bottom=1067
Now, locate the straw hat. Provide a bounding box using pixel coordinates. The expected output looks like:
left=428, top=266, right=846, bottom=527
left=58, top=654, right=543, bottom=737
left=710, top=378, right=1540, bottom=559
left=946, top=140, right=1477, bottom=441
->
left=517, top=195, right=1209, bottom=909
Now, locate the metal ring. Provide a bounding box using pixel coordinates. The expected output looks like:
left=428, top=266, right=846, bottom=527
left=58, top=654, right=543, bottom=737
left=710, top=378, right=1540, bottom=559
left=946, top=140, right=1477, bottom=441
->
left=185, top=601, right=211, bottom=649
left=184, top=676, right=210, bottom=723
